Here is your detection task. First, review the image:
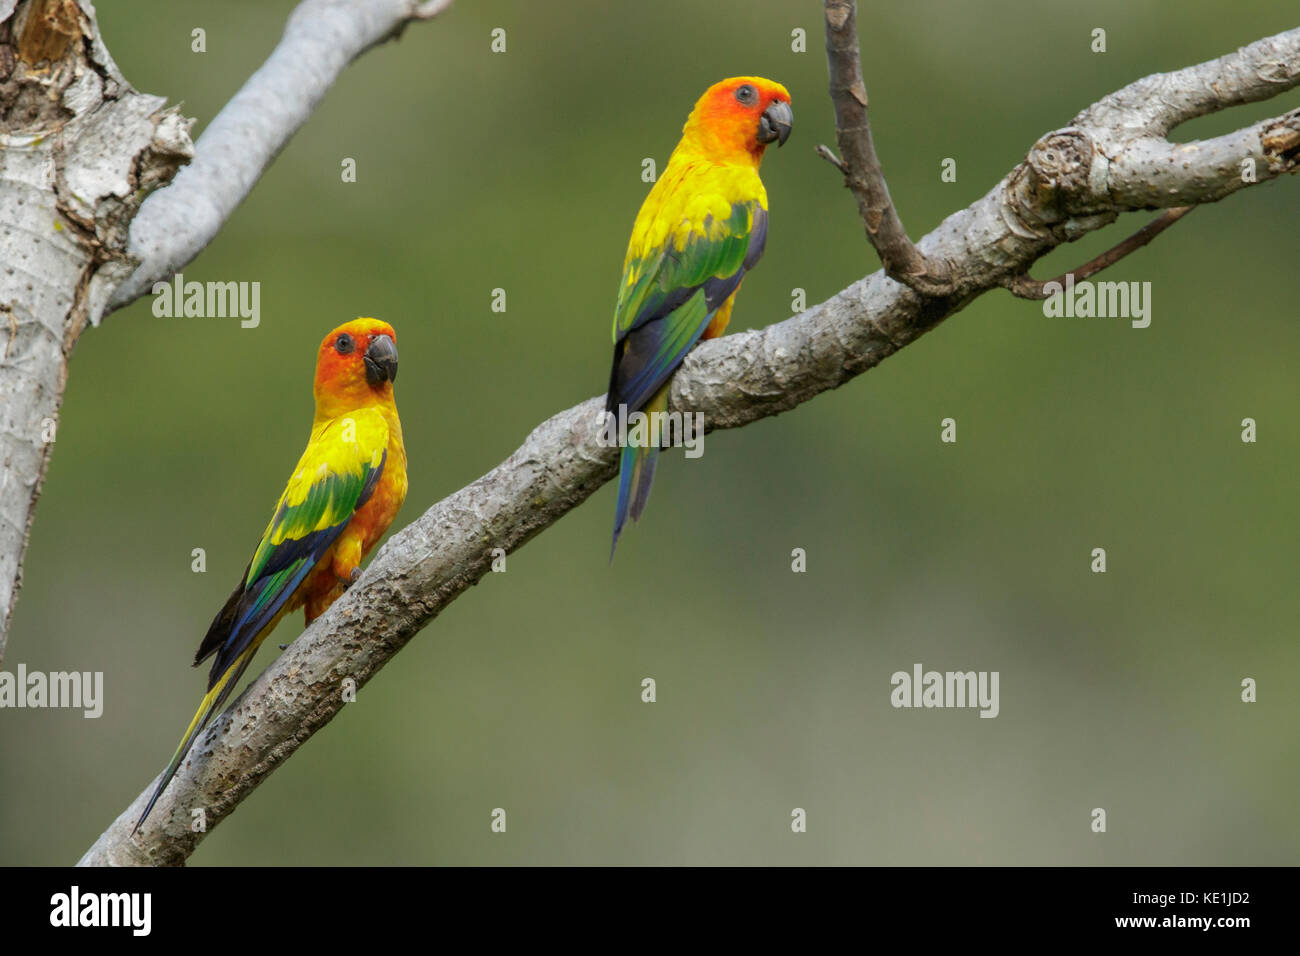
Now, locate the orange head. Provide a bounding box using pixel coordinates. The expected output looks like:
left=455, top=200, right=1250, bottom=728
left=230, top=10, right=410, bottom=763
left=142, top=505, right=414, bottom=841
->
left=313, top=318, right=399, bottom=416
left=681, top=76, right=793, bottom=164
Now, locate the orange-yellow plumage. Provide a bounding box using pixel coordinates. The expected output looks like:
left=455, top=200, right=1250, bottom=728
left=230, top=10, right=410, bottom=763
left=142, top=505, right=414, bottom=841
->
left=298, top=318, right=407, bottom=620
left=606, top=77, right=791, bottom=553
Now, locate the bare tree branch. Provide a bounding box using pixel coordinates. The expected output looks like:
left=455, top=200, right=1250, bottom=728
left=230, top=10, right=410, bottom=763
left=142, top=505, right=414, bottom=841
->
left=105, top=0, right=454, bottom=312
left=78, top=24, right=1300, bottom=866
left=0, top=0, right=453, bottom=664
left=1004, top=206, right=1195, bottom=300
left=1076, top=30, right=1300, bottom=136
left=816, top=0, right=1300, bottom=302
left=819, top=0, right=956, bottom=296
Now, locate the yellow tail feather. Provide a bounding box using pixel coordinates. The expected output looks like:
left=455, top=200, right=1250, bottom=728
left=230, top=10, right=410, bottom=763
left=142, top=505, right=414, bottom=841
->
left=133, top=644, right=258, bottom=833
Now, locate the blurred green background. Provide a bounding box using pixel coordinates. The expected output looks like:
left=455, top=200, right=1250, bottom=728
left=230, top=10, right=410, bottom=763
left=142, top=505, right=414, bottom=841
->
left=3, top=0, right=1297, bottom=865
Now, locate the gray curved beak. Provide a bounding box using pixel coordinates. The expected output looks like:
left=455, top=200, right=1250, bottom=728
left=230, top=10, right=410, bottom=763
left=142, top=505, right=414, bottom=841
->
left=757, top=99, right=793, bottom=147
left=364, top=334, right=398, bottom=386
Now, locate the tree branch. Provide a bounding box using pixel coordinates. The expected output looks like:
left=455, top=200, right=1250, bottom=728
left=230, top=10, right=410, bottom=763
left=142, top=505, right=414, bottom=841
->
left=0, top=0, right=453, bottom=665
left=1004, top=206, right=1195, bottom=300
left=819, top=0, right=956, bottom=296
left=818, top=0, right=1300, bottom=301
left=1076, top=29, right=1300, bottom=136
left=79, top=24, right=1300, bottom=865
left=105, top=0, right=454, bottom=314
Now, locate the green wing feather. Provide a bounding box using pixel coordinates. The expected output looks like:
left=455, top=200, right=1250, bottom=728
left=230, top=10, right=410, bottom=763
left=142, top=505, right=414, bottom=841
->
left=136, top=411, right=389, bottom=832
left=608, top=199, right=764, bottom=414
left=197, top=411, right=390, bottom=685
left=607, top=191, right=768, bottom=555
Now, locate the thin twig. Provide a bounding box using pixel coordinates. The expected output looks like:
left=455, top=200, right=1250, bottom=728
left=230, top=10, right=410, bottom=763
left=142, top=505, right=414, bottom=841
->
left=815, top=144, right=848, bottom=174
left=1004, top=206, right=1195, bottom=300
left=822, top=0, right=956, bottom=296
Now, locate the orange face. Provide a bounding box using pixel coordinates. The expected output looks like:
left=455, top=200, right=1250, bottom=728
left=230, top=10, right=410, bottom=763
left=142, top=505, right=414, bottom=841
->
left=685, top=76, right=793, bottom=161
left=313, top=317, right=399, bottom=410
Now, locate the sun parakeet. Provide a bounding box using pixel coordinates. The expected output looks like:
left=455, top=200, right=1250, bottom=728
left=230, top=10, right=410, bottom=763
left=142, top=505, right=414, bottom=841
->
left=135, top=318, right=408, bottom=831
left=605, top=76, right=792, bottom=555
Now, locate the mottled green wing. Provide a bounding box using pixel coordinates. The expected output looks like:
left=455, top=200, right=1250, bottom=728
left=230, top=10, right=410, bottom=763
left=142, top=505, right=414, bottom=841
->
left=608, top=199, right=767, bottom=414
left=194, top=412, right=389, bottom=689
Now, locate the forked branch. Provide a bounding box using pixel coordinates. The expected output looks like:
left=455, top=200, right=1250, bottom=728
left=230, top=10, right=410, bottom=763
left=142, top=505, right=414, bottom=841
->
left=818, top=1, right=1298, bottom=302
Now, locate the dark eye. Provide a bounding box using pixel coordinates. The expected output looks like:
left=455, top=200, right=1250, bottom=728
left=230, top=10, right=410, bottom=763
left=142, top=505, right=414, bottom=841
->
left=335, top=333, right=355, bottom=354
left=734, top=84, right=757, bottom=105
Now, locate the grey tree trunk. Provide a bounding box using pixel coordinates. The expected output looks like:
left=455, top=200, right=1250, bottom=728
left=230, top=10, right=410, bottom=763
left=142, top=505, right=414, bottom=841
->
left=0, top=0, right=192, bottom=660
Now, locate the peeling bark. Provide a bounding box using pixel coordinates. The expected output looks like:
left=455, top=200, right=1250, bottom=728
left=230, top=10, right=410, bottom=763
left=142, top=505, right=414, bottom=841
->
left=0, top=0, right=193, bottom=660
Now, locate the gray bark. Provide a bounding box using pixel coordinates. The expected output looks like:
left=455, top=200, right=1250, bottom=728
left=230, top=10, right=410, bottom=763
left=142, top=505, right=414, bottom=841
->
left=0, top=0, right=192, bottom=661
